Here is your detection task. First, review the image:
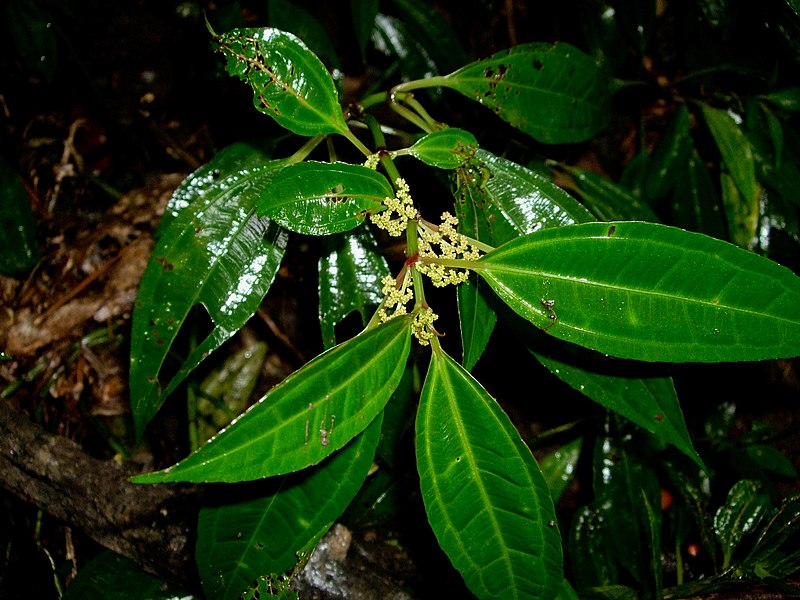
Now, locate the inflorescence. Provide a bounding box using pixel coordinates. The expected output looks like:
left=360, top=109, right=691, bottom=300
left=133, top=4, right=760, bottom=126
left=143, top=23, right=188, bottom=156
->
left=369, top=176, right=483, bottom=344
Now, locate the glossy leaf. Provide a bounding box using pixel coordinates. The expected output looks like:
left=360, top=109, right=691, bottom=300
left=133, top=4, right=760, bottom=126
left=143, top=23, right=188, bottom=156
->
left=416, top=347, right=563, bottom=600
left=453, top=150, right=590, bottom=369
left=214, top=27, right=348, bottom=136
left=453, top=149, right=592, bottom=247
left=714, top=479, right=772, bottom=569
left=318, top=226, right=389, bottom=348
left=130, top=148, right=288, bottom=440
left=475, top=221, right=800, bottom=362
left=401, top=128, right=478, bottom=169
left=539, top=437, right=582, bottom=503
left=556, top=164, right=659, bottom=222
left=437, top=43, right=611, bottom=143
left=371, top=14, right=438, bottom=81
left=744, top=494, right=800, bottom=578
left=533, top=349, right=702, bottom=467
left=569, top=421, right=661, bottom=590
left=388, top=0, right=470, bottom=74
left=132, top=315, right=412, bottom=483
left=259, top=161, right=392, bottom=235
left=457, top=277, right=497, bottom=371
left=0, top=155, right=39, bottom=278
left=721, top=171, right=759, bottom=249
left=196, top=415, right=382, bottom=599
left=701, top=103, right=759, bottom=203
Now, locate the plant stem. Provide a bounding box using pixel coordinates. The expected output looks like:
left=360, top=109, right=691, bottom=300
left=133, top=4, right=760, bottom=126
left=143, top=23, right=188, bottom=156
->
left=391, top=76, right=450, bottom=96
left=341, top=128, right=373, bottom=157
left=390, top=101, right=434, bottom=134
left=287, top=135, right=326, bottom=164
left=402, top=95, right=442, bottom=131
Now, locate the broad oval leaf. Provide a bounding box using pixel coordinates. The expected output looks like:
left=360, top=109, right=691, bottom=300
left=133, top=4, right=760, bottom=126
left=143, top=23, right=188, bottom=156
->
left=259, top=161, right=392, bottom=235
left=476, top=221, right=800, bottom=362
left=440, top=42, right=610, bottom=143
left=215, top=27, right=348, bottom=136
left=539, top=437, right=582, bottom=504
left=130, top=147, right=289, bottom=441
left=319, top=226, right=389, bottom=349
left=132, top=315, right=412, bottom=483
left=196, top=414, right=382, bottom=599
left=403, top=128, right=478, bottom=169
left=416, top=347, right=563, bottom=600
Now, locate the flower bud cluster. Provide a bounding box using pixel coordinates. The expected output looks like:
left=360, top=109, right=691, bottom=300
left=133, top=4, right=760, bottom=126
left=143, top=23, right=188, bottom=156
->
left=412, top=307, right=439, bottom=346
left=376, top=272, right=414, bottom=324
left=369, top=178, right=418, bottom=237
left=416, top=213, right=483, bottom=287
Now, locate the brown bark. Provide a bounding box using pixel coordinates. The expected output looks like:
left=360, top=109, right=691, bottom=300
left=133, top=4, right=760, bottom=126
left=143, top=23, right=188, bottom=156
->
left=0, top=400, right=200, bottom=586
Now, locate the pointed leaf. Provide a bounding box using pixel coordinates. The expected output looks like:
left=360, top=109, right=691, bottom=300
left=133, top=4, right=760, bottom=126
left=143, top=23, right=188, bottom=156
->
left=454, top=149, right=592, bottom=247
left=714, top=479, right=772, bottom=569
left=132, top=316, right=412, bottom=483
left=439, top=43, right=611, bottom=143
left=215, top=27, right=348, bottom=136
left=671, top=147, right=728, bottom=240
left=401, top=128, right=478, bottom=169
left=457, top=277, right=497, bottom=371
left=319, top=226, right=389, bottom=348
left=196, top=415, right=382, bottom=599
left=556, top=164, right=659, bottom=222
left=532, top=349, right=702, bottom=467
left=701, top=104, right=759, bottom=203
left=475, top=221, right=800, bottom=362
left=416, top=347, right=563, bottom=599
left=539, top=437, right=582, bottom=504
left=130, top=151, right=288, bottom=440
left=259, top=161, right=392, bottom=235
left=644, top=103, right=693, bottom=202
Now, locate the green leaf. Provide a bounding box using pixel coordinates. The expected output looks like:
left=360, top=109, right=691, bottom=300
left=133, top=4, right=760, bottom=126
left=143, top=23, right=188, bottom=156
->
left=401, top=128, right=478, bottom=169
left=196, top=415, right=382, bottom=599
left=555, top=163, right=659, bottom=222
left=721, top=171, right=759, bottom=249
left=63, top=551, right=196, bottom=600
left=268, top=0, right=341, bottom=71
left=744, top=494, right=800, bottom=578
left=760, top=87, right=800, bottom=112
left=453, top=149, right=592, bottom=248
left=132, top=316, right=412, bottom=483
left=416, top=347, right=563, bottom=600
left=701, top=103, right=759, bottom=203
left=351, top=0, right=379, bottom=62
left=259, top=161, right=392, bottom=235
left=372, top=14, right=438, bottom=81
left=215, top=27, right=348, bottom=136
left=457, top=277, right=497, bottom=371
left=539, top=437, right=582, bottom=504
left=714, top=479, right=772, bottom=569
left=475, top=221, right=800, bottom=362
left=129, top=146, right=288, bottom=440
left=532, top=347, right=703, bottom=467
left=569, top=420, right=661, bottom=589
left=437, top=43, right=611, bottom=143
left=670, top=147, right=728, bottom=240
left=643, top=104, right=693, bottom=202
left=318, top=226, right=389, bottom=348
left=388, top=0, right=470, bottom=74
left=0, top=155, right=39, bottom=278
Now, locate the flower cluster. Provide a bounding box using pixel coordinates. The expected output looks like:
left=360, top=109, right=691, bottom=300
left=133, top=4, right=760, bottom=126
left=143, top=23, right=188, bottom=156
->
left=412, top=307, right=439, bottom=346
left=369, top=178, right=418, bottom=237
left=416, top=213, right=483, bottom=287
left=362, top=153, right=381, bottom=170
left=375, top=272, right=414, bottom=324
